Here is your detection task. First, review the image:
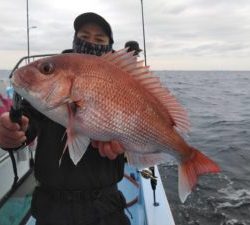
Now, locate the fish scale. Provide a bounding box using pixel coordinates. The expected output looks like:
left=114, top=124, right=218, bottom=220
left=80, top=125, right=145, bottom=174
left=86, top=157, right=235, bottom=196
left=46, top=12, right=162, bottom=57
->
left=85, top=95, right=175, bottom=155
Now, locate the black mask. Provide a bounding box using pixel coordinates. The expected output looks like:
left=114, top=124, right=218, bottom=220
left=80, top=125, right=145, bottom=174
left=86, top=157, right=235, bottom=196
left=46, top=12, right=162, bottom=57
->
left=73, top=36, right=112, bottom=56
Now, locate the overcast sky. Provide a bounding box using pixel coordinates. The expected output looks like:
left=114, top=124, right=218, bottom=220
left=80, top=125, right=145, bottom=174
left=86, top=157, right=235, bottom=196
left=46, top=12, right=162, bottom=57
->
left=0, top=0, right=250, bottom=70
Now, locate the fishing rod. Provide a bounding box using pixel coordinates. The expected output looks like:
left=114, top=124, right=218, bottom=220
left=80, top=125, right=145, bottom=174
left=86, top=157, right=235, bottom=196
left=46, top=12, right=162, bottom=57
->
left=140, top=0, right=159, bottom=207
left=140, top=0, right=147, bottom=66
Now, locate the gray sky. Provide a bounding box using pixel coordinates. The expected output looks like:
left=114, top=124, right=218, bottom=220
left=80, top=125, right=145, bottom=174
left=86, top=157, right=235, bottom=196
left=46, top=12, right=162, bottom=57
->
left=1, top=0, right=250, bottom=70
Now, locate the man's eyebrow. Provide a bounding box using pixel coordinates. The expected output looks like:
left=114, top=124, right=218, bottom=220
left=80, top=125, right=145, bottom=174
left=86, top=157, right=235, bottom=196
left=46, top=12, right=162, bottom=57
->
left=95, top=33, right=106, bottom=38
left=78, top=30, right=106, bottom=38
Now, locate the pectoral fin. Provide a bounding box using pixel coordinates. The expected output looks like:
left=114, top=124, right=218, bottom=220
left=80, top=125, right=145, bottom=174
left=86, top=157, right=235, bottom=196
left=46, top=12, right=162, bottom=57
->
left=68, top=134, right=90, bottom=165
left=59, top=101, right=89, bottom=165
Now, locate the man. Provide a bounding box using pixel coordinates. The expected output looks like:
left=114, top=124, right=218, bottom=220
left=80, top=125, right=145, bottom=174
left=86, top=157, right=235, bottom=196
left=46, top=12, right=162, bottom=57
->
left=0, top=12, right=130, bottom=225
left=124, top=40, right=142, bottom=57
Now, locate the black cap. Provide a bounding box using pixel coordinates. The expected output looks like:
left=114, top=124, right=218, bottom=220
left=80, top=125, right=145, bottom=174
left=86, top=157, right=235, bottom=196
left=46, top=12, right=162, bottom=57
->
left=125, top=41, right=142, bottom=52
left=74, top=12, right=114, bottom=44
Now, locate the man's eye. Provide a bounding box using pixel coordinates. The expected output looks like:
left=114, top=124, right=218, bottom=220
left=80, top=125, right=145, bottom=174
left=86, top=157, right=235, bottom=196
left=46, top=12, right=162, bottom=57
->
left=79, top=35, right=89, bottom=40
left=96, top=39, right=105, bottom=43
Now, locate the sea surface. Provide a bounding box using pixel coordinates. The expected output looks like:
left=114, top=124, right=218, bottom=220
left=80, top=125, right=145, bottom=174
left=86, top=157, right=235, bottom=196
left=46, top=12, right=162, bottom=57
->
left=0, top=70, right=11, bottom=96
left=0, top=70, right=250, bottom=225
left=155, top=71, right=250, bottom=225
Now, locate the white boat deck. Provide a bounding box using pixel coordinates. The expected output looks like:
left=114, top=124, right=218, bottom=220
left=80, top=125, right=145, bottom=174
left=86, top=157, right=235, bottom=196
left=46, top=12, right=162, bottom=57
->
left=119, top=164, right=175, bottom=225
left=0, top=148, right=30, bottom=200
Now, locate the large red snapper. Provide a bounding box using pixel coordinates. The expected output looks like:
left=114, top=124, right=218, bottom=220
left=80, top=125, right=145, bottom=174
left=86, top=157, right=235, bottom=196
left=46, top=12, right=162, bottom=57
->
left=11, top=49, right=220, bottom=202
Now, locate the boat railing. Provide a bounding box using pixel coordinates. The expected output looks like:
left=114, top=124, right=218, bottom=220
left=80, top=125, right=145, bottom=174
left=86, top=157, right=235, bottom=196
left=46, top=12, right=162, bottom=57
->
left=9, top=53, right=57, bottom=79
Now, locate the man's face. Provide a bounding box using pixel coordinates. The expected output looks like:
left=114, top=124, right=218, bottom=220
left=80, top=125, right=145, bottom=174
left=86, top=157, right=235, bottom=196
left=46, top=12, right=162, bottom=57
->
left=76, top=23, right=109, bottom=45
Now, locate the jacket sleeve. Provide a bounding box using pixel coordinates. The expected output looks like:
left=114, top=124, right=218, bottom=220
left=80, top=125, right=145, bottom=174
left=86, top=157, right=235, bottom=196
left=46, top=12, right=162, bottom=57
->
left=1, top=99, right=43, bottom=151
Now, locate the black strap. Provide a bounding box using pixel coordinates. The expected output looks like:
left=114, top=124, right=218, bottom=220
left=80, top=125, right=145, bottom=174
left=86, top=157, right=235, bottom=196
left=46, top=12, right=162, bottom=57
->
left=8, top=104, right=23, bottom=189
left=9, top=150, right=19, bottom=189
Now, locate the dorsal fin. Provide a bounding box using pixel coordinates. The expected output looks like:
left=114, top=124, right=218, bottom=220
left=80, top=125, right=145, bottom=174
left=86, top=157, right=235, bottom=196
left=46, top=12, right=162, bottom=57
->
left=101, top=49, right=190, bottom=132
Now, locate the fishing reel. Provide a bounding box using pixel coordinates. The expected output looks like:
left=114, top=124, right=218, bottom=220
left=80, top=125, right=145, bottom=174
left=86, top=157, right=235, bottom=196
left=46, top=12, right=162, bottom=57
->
left=140, top=168, right=157, bottom=180
left=140, top=167, right=160, bottom=206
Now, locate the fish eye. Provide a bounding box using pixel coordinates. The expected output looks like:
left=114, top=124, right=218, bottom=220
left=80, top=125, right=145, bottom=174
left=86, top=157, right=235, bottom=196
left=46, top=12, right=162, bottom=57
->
left=39, top=62, right=55, bottom=75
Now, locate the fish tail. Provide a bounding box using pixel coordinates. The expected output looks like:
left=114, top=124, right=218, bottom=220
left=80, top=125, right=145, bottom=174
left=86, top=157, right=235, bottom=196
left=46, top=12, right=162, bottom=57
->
left=178, top=147, right=220, bottom=203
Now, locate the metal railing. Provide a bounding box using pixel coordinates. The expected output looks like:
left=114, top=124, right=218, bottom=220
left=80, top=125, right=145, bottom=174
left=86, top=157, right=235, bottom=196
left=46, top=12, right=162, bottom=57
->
left=9, top=53, right=57, bottom=78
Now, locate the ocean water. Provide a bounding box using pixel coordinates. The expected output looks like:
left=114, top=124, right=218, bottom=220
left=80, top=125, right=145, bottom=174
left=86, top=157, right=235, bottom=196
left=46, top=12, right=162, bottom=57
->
left=0, top=70, right=11, bottom=99
left=156, top=71, right=250, bottom=225
left=0, top=70, right=11, bottom=80
left=0, top=69, right=249, bottom=225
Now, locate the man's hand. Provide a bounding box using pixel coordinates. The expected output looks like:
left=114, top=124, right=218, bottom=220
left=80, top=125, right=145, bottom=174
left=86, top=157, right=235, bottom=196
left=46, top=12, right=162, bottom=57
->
left=91, top=140, right=124, bottom=160
left=0, top=112, right=29, bottom=149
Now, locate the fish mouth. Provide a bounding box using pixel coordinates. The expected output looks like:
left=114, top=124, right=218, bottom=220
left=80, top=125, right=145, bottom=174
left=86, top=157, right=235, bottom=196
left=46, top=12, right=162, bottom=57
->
left=11, top=79, right=30, bottom=97
left=13, top=85, right=49, bottom=112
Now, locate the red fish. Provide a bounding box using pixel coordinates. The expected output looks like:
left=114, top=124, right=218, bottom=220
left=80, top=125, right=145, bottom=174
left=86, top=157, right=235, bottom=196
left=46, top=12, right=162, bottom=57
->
left=11, top=49, right=220, bottom=202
